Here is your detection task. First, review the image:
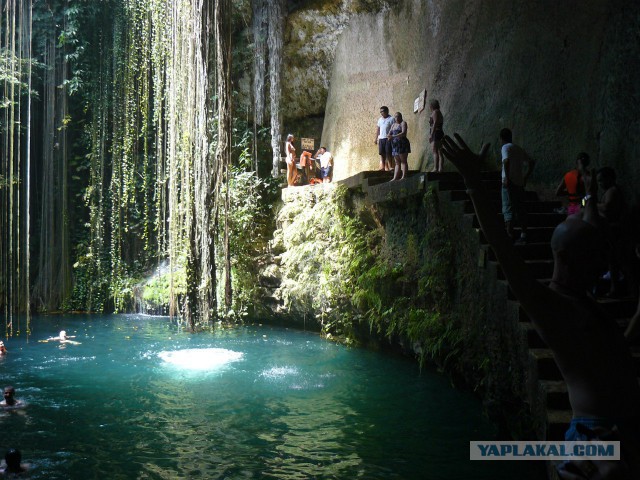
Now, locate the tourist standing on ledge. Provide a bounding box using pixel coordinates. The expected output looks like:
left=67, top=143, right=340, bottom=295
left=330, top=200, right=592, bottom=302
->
left=500, top=128, right=535, bottom=245
left=285, top=134, right=297, bottom=187
left=428, top=99, right=445, bottom=172
left=315, top=147, right=333, bottom=183
left=375, top=106, right=394, bottom=171
left=556, top=152, right=589, bottom=216
left=388, top=112, right=410, bottom=182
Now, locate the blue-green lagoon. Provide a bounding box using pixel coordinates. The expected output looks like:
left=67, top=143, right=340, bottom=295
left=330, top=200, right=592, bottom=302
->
left=0, top=315, right=542, bottom=479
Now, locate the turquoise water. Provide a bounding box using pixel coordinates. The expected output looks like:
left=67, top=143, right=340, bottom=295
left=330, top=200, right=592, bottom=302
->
left=0, top=315, right=543, bottom=479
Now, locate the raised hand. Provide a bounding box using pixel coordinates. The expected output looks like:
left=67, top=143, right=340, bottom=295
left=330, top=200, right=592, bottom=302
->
left=441, top=133, right=490, bottom=189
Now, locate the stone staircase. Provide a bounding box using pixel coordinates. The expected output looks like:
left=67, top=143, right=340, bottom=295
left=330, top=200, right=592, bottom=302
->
left=432, top=170, right=639, bottom=441
left=340, top=168, right=639, bottom=444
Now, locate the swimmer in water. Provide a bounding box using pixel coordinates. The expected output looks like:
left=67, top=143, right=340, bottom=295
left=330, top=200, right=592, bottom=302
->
left=0, top=448, right=30, bottom=476
left=0, top=341, right=7, bottom=355
left=0, top=386, right=24, bottom=408
left=43, top=330, right=80, bottom=345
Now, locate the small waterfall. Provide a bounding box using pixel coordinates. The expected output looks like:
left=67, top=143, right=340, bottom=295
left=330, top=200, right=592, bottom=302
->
left=134, top=260, right=173, bottom=316
left=267, top=0, right=285, bottom=177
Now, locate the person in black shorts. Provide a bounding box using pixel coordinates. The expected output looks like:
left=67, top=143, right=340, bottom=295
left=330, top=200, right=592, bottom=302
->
left=375, top=106, right=394, bottom=171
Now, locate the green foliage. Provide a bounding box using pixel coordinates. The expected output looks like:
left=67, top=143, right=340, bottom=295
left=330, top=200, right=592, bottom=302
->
left=66, top=242, right=109, bottom=313
left=275, top=184, right=464, bottom=370
left=221, top=125, right=280, bottom=318
left=139, top=267, right=187, bottom=313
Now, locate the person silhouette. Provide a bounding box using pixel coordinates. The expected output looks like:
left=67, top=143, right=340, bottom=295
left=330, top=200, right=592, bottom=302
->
left=1, top=448, right=30, bottom=476
left=441, top=133, right=640, bottom=476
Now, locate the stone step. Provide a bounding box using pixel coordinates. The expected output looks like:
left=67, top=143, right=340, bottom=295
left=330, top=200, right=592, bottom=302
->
left=464, top=200, right=561, bottom=215
left=366, top=170, right=420, bottom=187
left=337, top=169, right=395, bottom=189
left=530, top=348, right=640, bottom=381
left=517, top=298, right=638, bottom=321
left=365, top=172, right=427, bottom=203
left=437, top=179, right=502, bottom=192
left=485, top=242, right=552, bottom=261
left=494, top=259, right=554, bottom=280
left=541, top=380, right=572, bottom=411
left=523, top=319, right=640, bottom=349
left=468, top=212, right=565, bottom=229
left=478, top=226, right=555, bottom=244
left=425, top=170, right=501, bottom=182
left=547, top=409, right=573, bottom=440
left=449, top=189, right=539, bottom=202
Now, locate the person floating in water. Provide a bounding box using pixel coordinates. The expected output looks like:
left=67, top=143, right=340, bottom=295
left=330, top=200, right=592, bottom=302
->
left=0, top=386, right=24, bottom=408
left=42, top=330, right=80, bottom=345
left=0, top=448, right=30, bottom=476
left=0, top=341, right=7, bottom=355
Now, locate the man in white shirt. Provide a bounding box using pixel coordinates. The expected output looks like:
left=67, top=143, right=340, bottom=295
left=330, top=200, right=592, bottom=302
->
left=375, top=106, right=394, bottom=171
left=315, top=147, right=333, bottom=183
left=500, top=128, right=535, bottom=244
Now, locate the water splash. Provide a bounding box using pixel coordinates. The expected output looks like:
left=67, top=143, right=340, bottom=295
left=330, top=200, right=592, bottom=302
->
left=158, top=347, right=243, bottom=371
left=260, top=365, right=298, bottom=379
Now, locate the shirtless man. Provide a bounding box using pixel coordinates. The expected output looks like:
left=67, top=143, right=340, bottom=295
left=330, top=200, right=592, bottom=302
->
left=441, top=134, right=640, bottom=473
left=44, top=330, right=80, bottom=345
left=0, top=341, right=7, bottom=355
left=0, top=386, right=23, bottom=408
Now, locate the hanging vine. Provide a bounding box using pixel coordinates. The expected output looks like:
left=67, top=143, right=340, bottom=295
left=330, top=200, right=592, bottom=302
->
left=0, top=0, right=33, bottom=336
left=1, top=0, right=250, bottom=328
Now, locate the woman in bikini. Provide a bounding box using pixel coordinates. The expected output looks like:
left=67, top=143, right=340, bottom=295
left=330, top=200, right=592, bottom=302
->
left=285, top=134, right=297, bottom=187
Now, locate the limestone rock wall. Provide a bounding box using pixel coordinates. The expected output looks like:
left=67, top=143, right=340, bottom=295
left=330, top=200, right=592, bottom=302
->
left=321, top=0, right=640, bottom=196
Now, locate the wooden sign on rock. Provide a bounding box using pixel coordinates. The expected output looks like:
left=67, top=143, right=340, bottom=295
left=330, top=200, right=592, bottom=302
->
left=301, top=138, right=314, bottom=151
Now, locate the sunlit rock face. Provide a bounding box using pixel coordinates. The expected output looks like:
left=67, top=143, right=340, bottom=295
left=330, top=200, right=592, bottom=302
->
left=321, top=0, right=640, bottom=193
left=237, top=0, right=398, bottom=143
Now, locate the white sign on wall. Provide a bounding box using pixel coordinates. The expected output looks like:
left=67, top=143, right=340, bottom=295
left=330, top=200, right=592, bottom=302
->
left=413, top=88, right=427, bottom=113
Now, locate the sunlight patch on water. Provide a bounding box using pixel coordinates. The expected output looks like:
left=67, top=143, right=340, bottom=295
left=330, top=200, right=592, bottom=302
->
left=158, top=348, right=243, bottom=371
left=260, top=366, right=299, bottom=379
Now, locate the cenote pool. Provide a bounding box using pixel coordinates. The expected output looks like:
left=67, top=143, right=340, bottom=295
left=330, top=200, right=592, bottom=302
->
left=0, top=315, right=543, bottom=479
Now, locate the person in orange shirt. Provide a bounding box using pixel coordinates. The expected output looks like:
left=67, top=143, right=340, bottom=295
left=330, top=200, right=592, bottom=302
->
left=299, top=150, right=314, bottom=184
left=556, top=152, right=590, bottom=216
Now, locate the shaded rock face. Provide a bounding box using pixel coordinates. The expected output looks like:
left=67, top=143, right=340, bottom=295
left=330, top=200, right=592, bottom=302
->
left=321, top=0, right=640, bottom=196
